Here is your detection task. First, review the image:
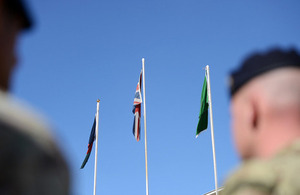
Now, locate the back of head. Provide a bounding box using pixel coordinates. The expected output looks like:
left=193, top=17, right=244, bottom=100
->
left=254, top=68, right=300, bottom=118
left=230, top=48, right=300, bottom=120
left=229, top=48, right=300, bottom=159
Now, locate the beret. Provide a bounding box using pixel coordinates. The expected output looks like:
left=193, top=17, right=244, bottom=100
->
left=229, top=48, right=300, bottom=96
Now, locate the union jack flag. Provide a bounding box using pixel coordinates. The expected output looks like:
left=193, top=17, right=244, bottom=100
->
left=132, top=71, right=142, bottom=141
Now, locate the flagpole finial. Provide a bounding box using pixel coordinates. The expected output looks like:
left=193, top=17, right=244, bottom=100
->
left=97, top=99, right=100, bottom=103
left=142, top=58, right=145, bottom=62
left=206, top=65, right=210, bottom=70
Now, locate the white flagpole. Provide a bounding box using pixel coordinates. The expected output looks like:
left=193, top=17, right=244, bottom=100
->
left=93, top=99, right=100, bottom=195
left=205, top=65, right=219, bottom=195
left=142, top=58, right=149, bottom=195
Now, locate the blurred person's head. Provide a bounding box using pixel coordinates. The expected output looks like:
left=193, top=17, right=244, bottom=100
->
left=229, top=48, right=300, bottom=160
left=0, top=0, right=32, bottom=91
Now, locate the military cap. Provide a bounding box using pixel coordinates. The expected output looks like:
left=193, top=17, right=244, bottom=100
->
left=229, top=48, right=300, bottom=96
left=4, top=0, right=33, bottom=29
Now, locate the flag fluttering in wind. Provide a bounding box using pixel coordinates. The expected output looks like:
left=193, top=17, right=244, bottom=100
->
left=132, top=71, right=143, bottom=141
left=133, top=59, right=149, bottom=195
left=195, top=66, right=219, bottom=195
left=81, top=118, right=96, bottom=169
left=196, top=75, right=209, bottom=137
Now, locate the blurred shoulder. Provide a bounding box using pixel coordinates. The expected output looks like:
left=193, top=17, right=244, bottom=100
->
left=222, top=160, right=276, bottom=195
left=0, top=90, right=55, bottom=152
left=222, top=140, right=300, bottom=195
left=0, top=91, right=70, bottom=194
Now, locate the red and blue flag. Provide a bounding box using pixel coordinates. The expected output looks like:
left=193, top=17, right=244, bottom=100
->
left=81, top=117, right=96, bottom=169
left=132, top=71, right=142, bottom=141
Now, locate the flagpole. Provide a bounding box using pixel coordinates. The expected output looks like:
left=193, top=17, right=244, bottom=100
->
left=205, top=65, right=219, bottom=195
left=142, top=58, right=149, bottom=195
left=93, top=99, right=100, bottom=195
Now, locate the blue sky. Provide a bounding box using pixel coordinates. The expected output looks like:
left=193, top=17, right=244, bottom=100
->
left=13, top=0, right=300, bottom=194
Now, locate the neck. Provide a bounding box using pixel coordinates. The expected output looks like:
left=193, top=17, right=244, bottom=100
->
left=255, top=122, right=300, bottom=159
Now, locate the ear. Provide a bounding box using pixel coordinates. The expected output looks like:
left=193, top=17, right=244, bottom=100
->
left=250, top=99, right=259, bottom=131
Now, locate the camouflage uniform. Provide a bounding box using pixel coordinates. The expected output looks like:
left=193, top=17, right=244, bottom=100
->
left=222, top=140, right=300, bottom=195
left=0, top=91, right=70, bottom=195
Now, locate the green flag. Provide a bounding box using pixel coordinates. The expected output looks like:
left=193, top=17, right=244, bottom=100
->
left=196, top=76, right=209, bottom=136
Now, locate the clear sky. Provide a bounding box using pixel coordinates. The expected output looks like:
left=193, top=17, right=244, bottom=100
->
left=13, top=0, right=300, bottom=194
